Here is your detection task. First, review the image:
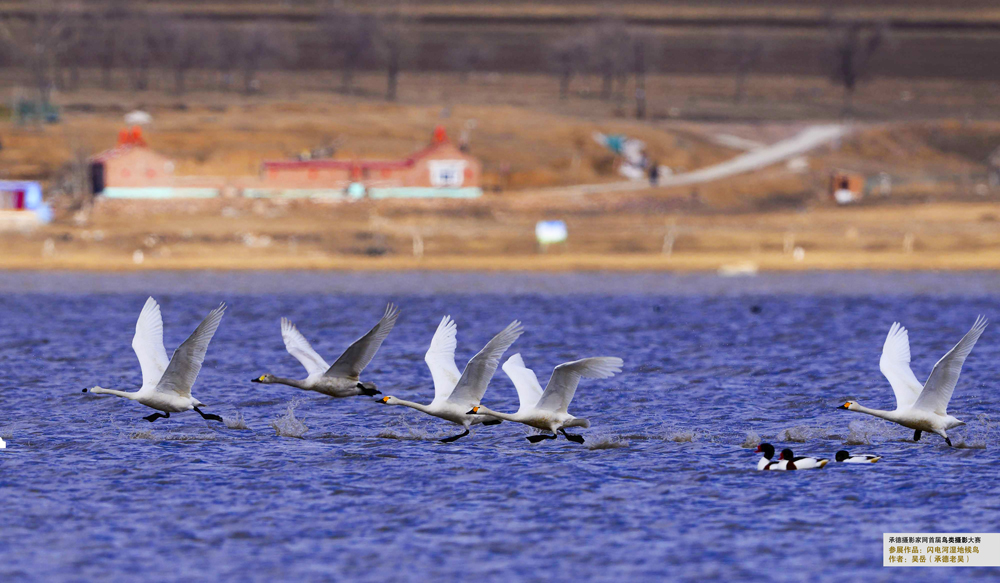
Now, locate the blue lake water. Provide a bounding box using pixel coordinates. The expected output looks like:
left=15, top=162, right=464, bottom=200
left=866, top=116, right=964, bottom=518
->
left=1, top=271, right=998, bottom=582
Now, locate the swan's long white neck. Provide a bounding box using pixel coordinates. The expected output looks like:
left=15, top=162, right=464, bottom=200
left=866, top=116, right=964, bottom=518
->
left=272, top=377, right=310, bottom=390
left=89, top=387, right=140, bottom=400
left=474, top=405, right=519, bottom=422
left=389, top=398, right=436, bottom=416
left=851, top=403, right=904, bottom=423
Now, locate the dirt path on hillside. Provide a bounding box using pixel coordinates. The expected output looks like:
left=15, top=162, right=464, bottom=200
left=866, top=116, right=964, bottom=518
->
left=543, top=124, right=849, bottom=196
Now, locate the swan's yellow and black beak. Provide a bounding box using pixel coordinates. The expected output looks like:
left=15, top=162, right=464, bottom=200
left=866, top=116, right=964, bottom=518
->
left=466, top=406, right=480, bottom=415
left=837, top=402, right=851, bottom=410
left=380, top=396, right=391, bottom=404
left=251, top=375, right=265, bottom=383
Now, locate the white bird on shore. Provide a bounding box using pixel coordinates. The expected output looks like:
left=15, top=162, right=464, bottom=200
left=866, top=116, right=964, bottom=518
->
left=838, top=316, right=988, bottom=447
left=468, top=353, right=623, bottom=444
left=379, top=319, right=523, bottom=443
left=84, top=297, right=226, bottom=423
left=252, top=304, right=400, bottom=397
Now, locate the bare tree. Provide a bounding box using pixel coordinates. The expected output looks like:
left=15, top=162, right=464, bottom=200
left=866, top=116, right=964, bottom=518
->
left=322, top=1, right=377, bottom=94
left=375, top=3, right=414, bottom=102
left=0, top=0, right=73, bottom=106
left=587, top=15, right=630, bottom=101
left=549, top=33, right=588, bottom=100
left=118, top=5, right=157, bottom=91
left=727, top=31, right=765, bottom=104
left=155, top=19, right=213, bottom=95
left=54, top=11, right=85, bottom=92
left=631, top=33, right=660, bottom=119
left=448, top=39, right=493, bottom=83
left=86, top=0, right=127, bottom=90
left=828, top=21, right=888, bottom=112
left=213, top=24, right=243, bottom=92
left=237, top=23, right=296, bottom=95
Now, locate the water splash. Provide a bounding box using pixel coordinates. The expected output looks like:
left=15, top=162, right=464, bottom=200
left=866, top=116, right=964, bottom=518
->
left=776, top=425, right=813, bottom=442
left=128, top=431, right=222, bottom=441
left=271, top=402, right=307, bottom=438
left=845, top=419, right=885, bottom=445
left=586, top=434, right=630, bottom=450
left=666, top=430, right=697, bottom=443
left=376, top=428, right=434, bottom=441
left=951, top=414, right=994, bottom=449
left=224, top=410, right=250, bottom=430
left=741, top=431, right=761, bottom=448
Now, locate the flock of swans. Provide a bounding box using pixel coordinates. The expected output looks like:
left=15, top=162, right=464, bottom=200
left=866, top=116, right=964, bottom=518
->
left=75, top=297, right=989, bottom=459
left=83, top=298, right=622, bottom=444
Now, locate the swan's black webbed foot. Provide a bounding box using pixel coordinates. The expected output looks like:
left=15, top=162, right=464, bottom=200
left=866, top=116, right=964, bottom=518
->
left=913, top=430, right=922, bottom=442
left=945, top=436, right=953, bottom=447
left=439, top=429, right=470, bottom=443
left=559, top=429, right=585, bottom=444
left=144, top=412, right=170, bottom=422
left=356, top=383, right=381, bottom=396
left=526, top=434, right=557, bottom=443
left=193, top=407, right=223, bottom=422
left=482, top=419, right=502, bottom=426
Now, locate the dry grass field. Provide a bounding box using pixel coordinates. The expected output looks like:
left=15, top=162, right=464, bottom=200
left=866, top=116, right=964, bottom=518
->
left=4, top=195, right=1000, bottom=272
left=3, top=68, right=1000, bottom=272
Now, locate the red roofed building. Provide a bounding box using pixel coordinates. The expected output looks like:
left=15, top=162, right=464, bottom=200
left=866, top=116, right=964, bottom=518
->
left=251, top=127, right=482, bottom=199
left=90, top=128, right=220, bottom=199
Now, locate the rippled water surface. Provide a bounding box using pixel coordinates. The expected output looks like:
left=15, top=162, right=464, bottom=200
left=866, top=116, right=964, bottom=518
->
left=1, top=272, right=999, bottom=582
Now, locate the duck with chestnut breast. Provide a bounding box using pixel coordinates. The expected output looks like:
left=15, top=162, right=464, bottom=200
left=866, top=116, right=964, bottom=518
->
left=835, top=450, right=882, bottom=463
left=768, top=448, right=829, bottom=471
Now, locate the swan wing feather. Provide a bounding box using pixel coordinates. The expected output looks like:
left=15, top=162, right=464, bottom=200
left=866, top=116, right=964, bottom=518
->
left=446, top=321, right=524, bottom=406
left=281, top=318, right=330, bottom=377
left=132, top=297, right=170, bottom=390
left=425, top=315, right=462, bottom=402
left=154, top=303, right=226, bottom=398
left=501, top=353, right=544, bottom=414
left=325, top=303, right=400, bottom=380
left=535, top=357, right=623, bottom=414
left=913, top=316, right=988, bottom=416
left=878, top=322, right=924, bottom=410
left=536, top=356, right=624, bottom=413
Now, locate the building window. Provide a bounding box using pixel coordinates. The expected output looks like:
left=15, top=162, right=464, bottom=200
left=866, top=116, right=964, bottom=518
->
left=429, top=160, right=467, bottom=187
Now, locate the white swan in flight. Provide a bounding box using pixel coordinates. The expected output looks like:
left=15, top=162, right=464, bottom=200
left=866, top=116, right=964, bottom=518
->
left=84, top=297, right=226, bottom=423
left=839, top=316, right=988, bottom=446
left=252, top=303, right=400, bottom=397
left=380, top=318, right=523, bottom=443
left=467, top=353, right=623, bottom=444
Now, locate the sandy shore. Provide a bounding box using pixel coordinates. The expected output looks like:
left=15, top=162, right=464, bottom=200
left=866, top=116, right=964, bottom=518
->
left=4, top=197, right=1000, bottom=272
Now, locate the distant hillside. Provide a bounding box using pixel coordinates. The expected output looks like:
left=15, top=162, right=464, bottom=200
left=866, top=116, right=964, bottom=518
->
left=2, top=0, right=999, bottom=79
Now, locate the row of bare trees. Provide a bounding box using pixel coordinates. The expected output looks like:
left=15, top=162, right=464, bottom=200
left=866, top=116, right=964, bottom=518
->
left=549, top=15, right=888, bottom=116
left=1, top=2, right=887, bottom=115
left=2, top=0, right=414, bottom=103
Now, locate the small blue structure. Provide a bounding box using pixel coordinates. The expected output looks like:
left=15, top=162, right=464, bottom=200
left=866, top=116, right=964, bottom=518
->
left=536, top=220, right=568, bottom=245
left=0, top=180, right=51, bottom=223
